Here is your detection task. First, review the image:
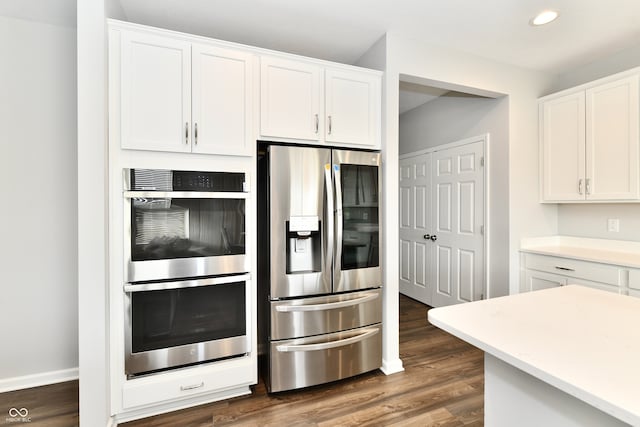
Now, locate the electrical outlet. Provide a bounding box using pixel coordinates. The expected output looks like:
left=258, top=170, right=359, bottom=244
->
left=607, top=218, right=620, bottom=232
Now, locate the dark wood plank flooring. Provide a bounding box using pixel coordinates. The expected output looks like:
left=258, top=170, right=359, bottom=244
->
left=0, top=295, right=483, bottom=426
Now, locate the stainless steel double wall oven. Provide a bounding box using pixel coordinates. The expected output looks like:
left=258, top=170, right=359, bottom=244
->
left=123, top=168, right=250, bottom=377
left=258, top=144, right=382, bottom=392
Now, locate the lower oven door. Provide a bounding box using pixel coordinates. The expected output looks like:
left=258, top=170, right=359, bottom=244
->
left=269, top=324, right=382, bottom=393
left=270, top=288, right=382, bottom=340
left=124, top=274, right=249, bottom=377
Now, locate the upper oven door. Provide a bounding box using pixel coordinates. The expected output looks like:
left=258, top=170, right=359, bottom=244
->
left=124, top=169, right=249, bottom=282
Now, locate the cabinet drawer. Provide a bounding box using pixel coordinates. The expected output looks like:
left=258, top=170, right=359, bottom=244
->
left=270, top=288, right=382, bottom=340
left=121, top=356, right=254, bottom=410
left=270, top=324, right=382, bottom=392
left=629, top=288, right=640, bottom=298
left=524, top=254, right=620, bottom=286
left=629, top=269, right=640, bottom=290
left=568, top=278, right=619, bottom=293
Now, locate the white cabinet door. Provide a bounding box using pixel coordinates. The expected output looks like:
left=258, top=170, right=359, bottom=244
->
left=120, top=31, right=191, bottom=153
left=524, top=270, right=567, bottom=292
left=325, top=69, right=379, bottom=147
left=586, top=75, right=640, bottom=200
left=540, top=92, right=585, bottom=201
left=399, top=153, right=433, bottom=305
left=260, top=57, right=321, bottom=142
left=192, top=44, right=253, bottom=156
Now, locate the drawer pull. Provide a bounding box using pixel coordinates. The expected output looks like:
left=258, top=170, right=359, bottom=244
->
left=180, top=381, right=204, bottom=391
left=275, top=292, right=379, bottom=312
left=555, top=266, right=575, bottom=272
left=276, top=328, right=379, bottom=352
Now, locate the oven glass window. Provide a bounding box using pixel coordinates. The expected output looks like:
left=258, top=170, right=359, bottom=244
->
left=131, top=281, right=246, bottom=353
left=131, top=198, right=245, bottom=261
left=340, top=164, right=379, bottom=270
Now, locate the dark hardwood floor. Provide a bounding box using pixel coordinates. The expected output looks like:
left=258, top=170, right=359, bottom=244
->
left=0, top=295, right=483, bottom=426
left=0, top=379, right=78, bottom=426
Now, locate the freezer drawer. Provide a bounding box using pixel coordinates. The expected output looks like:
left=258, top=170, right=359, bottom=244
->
left=270, top=288, right=382, bottom=340
left=269, top=324, right=382, bottom=392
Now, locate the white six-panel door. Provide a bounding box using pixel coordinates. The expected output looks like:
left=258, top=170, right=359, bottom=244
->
left=399, top=138, right=485, bottom=307
left=431, top=142, right=485, bottom=306
left=399, top=153, right=433, bottom=305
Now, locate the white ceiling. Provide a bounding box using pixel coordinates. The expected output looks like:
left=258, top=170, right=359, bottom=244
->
left=110, top=0, right=640, bottom=74
left=3, top=0, right=640, bottom=73
left=3, top=0, right=640, bottom=112
left=398, top=82, right=449, bottom=115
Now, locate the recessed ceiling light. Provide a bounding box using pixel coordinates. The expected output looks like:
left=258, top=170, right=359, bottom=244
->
left=530, top=10, right=559, bottom=26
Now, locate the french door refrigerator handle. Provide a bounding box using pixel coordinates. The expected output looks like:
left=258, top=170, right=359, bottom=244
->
left=275, top=292, right=379, bottom=312
left=275, top=328, right=379, bottom=352
left=324, top=163, right=334, bottom=280
left=333, top=163, right=343, bottom=287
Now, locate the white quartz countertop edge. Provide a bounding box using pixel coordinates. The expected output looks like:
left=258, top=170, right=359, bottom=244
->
left=520, top=236, right=640, bottom=268
left=428, top=287, right=640, bottom=426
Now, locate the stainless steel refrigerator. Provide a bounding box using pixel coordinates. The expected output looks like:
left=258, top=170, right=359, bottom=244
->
left=258, top=144, right=382, bottom=393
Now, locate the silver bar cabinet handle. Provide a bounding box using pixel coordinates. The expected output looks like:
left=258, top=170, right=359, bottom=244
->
left=185, top=122, right=189, bottom=144
left=578, top=179, right=583, bottom=195
left=585, top=178, right=591, bottom=195
left=328, top=115, right=332, bottom=135
left=194, top=122, right=198, bottom=145
left=314, top=114, right=319, bottom=134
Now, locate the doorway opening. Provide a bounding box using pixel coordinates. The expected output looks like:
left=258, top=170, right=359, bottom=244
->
left=397, top=75, right=509, bottom=308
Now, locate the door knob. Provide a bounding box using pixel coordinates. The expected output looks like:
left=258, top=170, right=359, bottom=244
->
left=430, top=235, right=438, bottom=242
left=423, top=234, right=431, bottom=240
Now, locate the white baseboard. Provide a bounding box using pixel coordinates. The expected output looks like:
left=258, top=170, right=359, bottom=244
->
left=381, top=358, right=404, bottom=375
left=0, top=367, right=79, bottom=393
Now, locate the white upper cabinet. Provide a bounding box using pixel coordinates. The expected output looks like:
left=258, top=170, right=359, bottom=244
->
left=116, top=30, right=254, bottom=156
left=540, top=92, right=585, bottom=201
left=540, top=72, right=640, bottom=202
left=585, top=76, right=639, bottom=200
left=192, top=44, right=253, bottom=156
left=260, top=57, right=322, bottom=142
left=121, top=31, right=192, bottom=153
left=260, top=57, right=381, bottom=148
left=325, top=69, right=380, bottom=147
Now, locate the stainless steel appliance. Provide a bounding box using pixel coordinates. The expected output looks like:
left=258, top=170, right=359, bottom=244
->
left=124, top=168, right=249, bottom=283
left=123, top=168, right=250, bottom=377
left=258, top=144, right=382, bottom=392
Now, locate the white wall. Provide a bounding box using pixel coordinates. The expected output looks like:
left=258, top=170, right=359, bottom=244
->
left=549, top=41, right=640, bottom=242
left=0, top=15, right=78, bottom=387
left=399, top=94, right=510, bottom=297
left=385, top=32, right=558, bottom=298
left=77, top=0, right=110, bottom=424
left=356, top=35, right=404, bottom=375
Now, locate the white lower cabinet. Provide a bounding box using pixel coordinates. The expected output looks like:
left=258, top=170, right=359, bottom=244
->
left=121, top=357, right=254, bottom=410
left=521, top=252, right=622, bottom=294
left=523, top=270, right=567, bottom=292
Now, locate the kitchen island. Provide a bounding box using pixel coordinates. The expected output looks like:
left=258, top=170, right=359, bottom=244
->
left=428, top=285, right=640, bottom=426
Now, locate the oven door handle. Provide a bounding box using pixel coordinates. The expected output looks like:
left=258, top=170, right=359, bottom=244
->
left=124, top=274, right=250, bottom=292
left=275, top=328, right=379, bottom=352
left=124, top=191, right=248, bottom=199
left=274, top=292, right=379, bottom=312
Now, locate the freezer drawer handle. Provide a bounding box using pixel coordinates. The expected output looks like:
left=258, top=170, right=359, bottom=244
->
left=276, top=328, right=379, bottom=352
left=274, top=292, right=379, bottom=312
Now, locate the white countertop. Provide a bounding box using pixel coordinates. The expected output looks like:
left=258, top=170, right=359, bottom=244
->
left=428, top=285, right=640, bottom=425
left=520, top=236, right=640, bottom=268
